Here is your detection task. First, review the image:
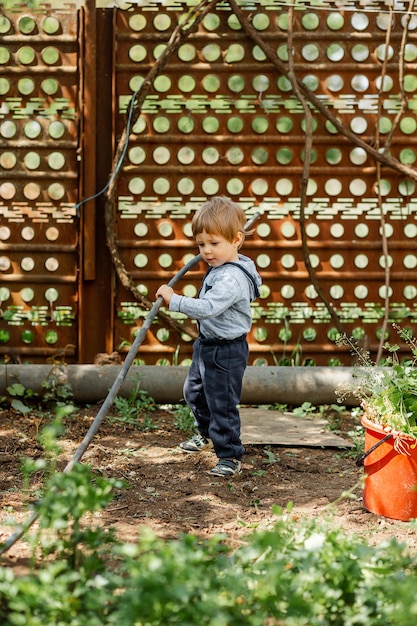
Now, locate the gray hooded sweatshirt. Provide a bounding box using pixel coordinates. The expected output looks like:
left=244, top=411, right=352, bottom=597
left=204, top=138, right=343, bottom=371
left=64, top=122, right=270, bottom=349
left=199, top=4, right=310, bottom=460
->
left=168, top=253, right=262, bottom=340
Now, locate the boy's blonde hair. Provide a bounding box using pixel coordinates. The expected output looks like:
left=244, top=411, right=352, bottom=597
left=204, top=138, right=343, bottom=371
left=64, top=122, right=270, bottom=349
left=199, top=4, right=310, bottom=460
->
left=192, top=196, right=246, bottom=245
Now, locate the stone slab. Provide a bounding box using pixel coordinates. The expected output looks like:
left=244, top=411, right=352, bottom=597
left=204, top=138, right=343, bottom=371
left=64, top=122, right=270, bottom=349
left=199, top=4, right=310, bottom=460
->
left=240, top=408, right=353, bottom=448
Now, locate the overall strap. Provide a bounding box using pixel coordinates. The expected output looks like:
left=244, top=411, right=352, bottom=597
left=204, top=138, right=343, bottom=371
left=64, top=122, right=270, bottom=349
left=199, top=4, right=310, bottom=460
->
left=223, top=262, right=260, bottom=298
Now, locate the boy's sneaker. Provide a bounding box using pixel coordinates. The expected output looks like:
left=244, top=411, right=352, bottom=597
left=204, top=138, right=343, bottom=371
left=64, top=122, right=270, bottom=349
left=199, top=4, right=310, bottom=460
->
left=209, top=459, right=242, bottom=477
left=179, top=433, right=211, bottom=453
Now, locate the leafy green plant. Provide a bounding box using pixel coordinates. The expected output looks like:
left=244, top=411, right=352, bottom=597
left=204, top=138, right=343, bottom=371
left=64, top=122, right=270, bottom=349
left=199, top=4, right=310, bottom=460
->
left=172, top=403, right=195, bottom=433
left=336, top=323, right=417, bottom=438
left=110, top=377, right=157, bottom=430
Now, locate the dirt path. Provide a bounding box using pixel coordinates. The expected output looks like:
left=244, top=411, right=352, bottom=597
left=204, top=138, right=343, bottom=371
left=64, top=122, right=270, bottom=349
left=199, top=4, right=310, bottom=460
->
left=1, top=406, right=416, bottom=571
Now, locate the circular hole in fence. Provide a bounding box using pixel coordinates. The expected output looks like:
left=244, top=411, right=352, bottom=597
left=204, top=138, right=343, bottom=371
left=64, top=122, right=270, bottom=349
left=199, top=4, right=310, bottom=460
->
left=354, top=285, right=368, bottom=299
left=276, top=44, right=288, bottom=61
left=281, top=221, right=296, bottom=238
left=326, top=74, right=344, bottom=91
left=327, top=43, right=344, bottom=61
left=48, top=183, right=65, bottom=200
left=0, top=329, right=10, bottom=343
left=252, top=45, right=267, bottom=62
left=350, top=74, right=369, bottom=93
left=1, top=121, right=17, bottom=139
left=0, top=47, right=11, bottom=63
left=257, top=223, right=271, bottom=238
left=153, top=146, right=170, bottom=165
left=329, top=284, right=344, bottom=299
left=351, top=43, right=369, bottom=62
left=21, top=257, right=35, bottom=271
left=379, top=223, right=394, bottom=238
left=330, top=254, right=344, bottom=269
left=48, top=152, right=65, bottom=170
left=42, top=46, right=60, bottom=65
left=400, top=117, right=417, bottom=134
left=153, top=177, right=170, bottom=195
left=228, top=74, right=245, bottom=92
left=202, top=147, right=219, bottom=164
left=134, top=253, right=148, bottom=268
left=19, top=16, right=36, bottom=34
left=41, top=78, right=59, bottom=95
left=0, top=256, right=11, bottom=271
left=226, top=178, right=244, bottom=195
left=21, top=330, right=34, bottom=344
left=202, top=43, right=221, bottom=62
left=178, top=43, right=196, bottom=62
left=303, top=328, right=317, bottom=342
left=0, top=152, right=16, bottom=169
left=302, top=12, right=319, bottom=30
left=23, top=182, right=41, bottom=200
left=227, top=147, right=244, bottom=164
left=204, top=13, right=220, bottom=31
left=227, top=116, right=244, bottom=133
left=350, top=116, right=367, bottom=133
left=404, top=223, right=417, bottom=238
left=306, top=223, right=320, bottom=237
left=305, top=284, right=318, bottom=299
left=129, top=44, right=147, bottom=63
left=129, top=14, right=146, bottom=31
left=302, top=75, right=319, bottom=91
left=354, top=254, right=369, bottom=269
left=128, top=177, right=146, bottom=195
left=404, top=285, right=417, bottom=299
left=281, top=284, right=295, bottom=299
left=17, top=46, right=36, bottom=65
left=276, top=116, right=293, bottom=133
left=178, top=117, right=195, bottom=133
left=330, top=223, right=344, bottom=238
left=350, top=147, right=367, bottom=165
left=177, top=178, right=195, bottom=195
left=0, top=227, right=11, bottom=241
left=178, top=75, right=195, bottom=92
left=158, top=253, right=173, bottom=269
left=375, top=75, right=393, bottom=92
left=275, top=178, right=293, bottom=195
left=129, top=146, right=146, bottom=164
left=276, top=147, right=292, bottom=164
left=154, top=13, right=171, bottom=31
left=24, top=120, right=42, bottom=139
left=45, top=257, right=59, bottom=272
left=277, top=76, right=292, bottom=91
left=256, top=253, right=271, bottom=269
left=325, top=178, right=342, bottom=196
left=281, top=253, right=295, bottom=269
left=326, top=147, right=342, bottom=164
left=225, top=43, right=245, bottom=63
left=302, top=43, right=319, bottom=61
left=46, top=227, right=59, bottom=241
left=45, top=288, right=59, bottom=303
left=202, top=116, right=219, bottom=133
left=349, top=178, right=367, bottom=196
left=135, top=223, right=148, bottom=238
left=309, top=254, right=320, bottom=269
left=0, top=183, right=16, bottom=199
left=177, top=147, right=195, bottom=164
left=18, top=78, right=35, bottom=95
left=202, top=74, right=220, bottom=93
left=351, top=12, right=369, bottom=31
left=202, top=178, right=220, bottom=195
left=152, top=116, right=169, bottom=133
left=404, top=254, right=417, bottom=269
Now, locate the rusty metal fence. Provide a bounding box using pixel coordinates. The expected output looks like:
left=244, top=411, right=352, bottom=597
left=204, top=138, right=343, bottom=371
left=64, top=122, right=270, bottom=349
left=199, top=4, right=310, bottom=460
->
left=1, top=0, right=417, bottom=366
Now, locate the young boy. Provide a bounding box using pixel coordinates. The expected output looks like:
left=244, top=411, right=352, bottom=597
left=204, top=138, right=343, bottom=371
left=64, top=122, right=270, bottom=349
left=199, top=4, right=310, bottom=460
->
left=156, top=196, right=262, bottom=477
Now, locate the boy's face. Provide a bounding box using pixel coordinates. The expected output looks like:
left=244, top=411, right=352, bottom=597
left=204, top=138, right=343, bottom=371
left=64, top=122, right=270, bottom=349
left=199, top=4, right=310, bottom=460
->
left=195, top=230, right=243, bottom=267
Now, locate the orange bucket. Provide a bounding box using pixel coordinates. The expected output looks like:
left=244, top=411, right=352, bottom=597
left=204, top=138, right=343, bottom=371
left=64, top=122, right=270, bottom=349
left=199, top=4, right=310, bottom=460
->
left=361, top=414, right=417, bottom=521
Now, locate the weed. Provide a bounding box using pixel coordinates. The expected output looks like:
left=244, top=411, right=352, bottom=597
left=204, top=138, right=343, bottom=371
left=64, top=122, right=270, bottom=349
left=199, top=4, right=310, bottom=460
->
left=110, top=377, right=157, bottom=430
left=172, top=403, right=195, bottom=433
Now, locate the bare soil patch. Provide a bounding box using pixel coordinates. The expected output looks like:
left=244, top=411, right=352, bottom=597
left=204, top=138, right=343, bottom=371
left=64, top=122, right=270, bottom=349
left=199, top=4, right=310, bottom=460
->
left=1, top=405, right=417, bottom=571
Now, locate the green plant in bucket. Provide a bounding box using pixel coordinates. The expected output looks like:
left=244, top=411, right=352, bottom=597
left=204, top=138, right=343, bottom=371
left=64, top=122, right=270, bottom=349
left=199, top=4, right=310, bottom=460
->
left=336, top=324, right=417, bottom=440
